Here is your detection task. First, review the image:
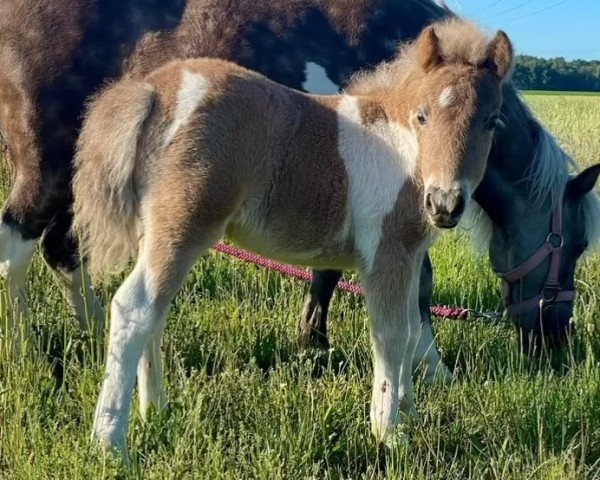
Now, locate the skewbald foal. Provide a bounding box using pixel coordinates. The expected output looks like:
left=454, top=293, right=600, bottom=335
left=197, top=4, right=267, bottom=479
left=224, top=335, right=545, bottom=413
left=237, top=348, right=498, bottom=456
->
left=73, top=19, right=513, bottom=452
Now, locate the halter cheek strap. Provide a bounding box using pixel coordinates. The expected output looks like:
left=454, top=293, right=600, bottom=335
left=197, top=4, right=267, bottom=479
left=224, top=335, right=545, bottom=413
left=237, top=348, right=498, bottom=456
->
left=496, top=189, right=575, bottom=317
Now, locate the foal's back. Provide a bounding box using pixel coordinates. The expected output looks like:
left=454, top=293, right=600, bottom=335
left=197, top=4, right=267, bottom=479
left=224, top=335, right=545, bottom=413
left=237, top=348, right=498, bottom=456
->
left=140, top=58, right=355, bottom=266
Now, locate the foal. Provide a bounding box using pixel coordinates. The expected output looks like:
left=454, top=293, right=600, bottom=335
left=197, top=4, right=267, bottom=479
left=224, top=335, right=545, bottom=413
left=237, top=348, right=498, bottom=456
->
left=73, top=21, right=513, bottom=450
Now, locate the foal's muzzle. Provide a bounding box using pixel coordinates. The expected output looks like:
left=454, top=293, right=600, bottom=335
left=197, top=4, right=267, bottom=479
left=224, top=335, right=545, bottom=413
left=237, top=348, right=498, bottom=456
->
left=424, top=186, right=466, bottom=229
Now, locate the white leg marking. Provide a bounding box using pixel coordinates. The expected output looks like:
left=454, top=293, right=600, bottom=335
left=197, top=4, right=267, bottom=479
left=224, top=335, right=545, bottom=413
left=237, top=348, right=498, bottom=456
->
left=303, top=61, right=340, bottom=94
left=163, top=69, right=211, bottom=147
left=412, top=318, right=453, bottom=385
left=53, top=264, right=105, bottom=335
left=397, top=276, right=421, bottom=420
left=337, top=96, right=419, bottom=272
left=363, top=264, right=419, bottom=448
left=0, top=222, right=37, bottom=329
left=137, top=333, right=166, bottom=418
left=92, top=251, right=164, bottom=451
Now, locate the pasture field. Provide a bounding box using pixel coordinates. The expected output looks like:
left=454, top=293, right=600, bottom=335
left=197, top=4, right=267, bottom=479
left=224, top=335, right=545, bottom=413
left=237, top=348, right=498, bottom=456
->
left=1, top=93, right=600, bottom=479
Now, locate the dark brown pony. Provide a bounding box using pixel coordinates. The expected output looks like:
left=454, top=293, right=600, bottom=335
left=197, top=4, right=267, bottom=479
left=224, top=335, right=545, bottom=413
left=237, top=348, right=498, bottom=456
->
left=0, top=0, right=598, bottom=362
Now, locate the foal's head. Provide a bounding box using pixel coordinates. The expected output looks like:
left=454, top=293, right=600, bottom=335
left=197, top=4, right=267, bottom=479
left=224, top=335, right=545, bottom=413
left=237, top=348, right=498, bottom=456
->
left=414, top=22, right=513, bottom=228
left=351, top=19, right=514, bottom=229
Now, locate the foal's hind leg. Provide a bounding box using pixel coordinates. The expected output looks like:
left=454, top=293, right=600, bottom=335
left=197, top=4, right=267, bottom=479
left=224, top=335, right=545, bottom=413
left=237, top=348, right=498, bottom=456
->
left=412, top=254, right=453, bottom=384
left=93, top=179, right=228, bottom=450
left=298, top=269, right=342, bottom=349
left=92, top=230, right=217, bottom=450
left=40, top=211, right=105, bottom=336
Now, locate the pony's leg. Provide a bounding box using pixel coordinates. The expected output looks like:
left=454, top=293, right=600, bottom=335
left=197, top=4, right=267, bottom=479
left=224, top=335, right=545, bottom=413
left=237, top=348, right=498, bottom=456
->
left=40, top=212, right=105, bottom=336
left=0, top=222, right=37, bottom=324
left=298, top=269, right=342, bottom=349
left=412, top=253, right=453, bottom=384
left=363, top=255, right=420, bottom=447
left=0, top=182, right=42, bottom=349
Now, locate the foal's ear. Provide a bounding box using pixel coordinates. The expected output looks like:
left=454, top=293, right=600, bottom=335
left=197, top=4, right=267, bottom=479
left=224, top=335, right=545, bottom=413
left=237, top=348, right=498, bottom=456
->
left=566, top=163, right=600, bottom=200
left=417, top=25, right=442, bottom=72
left=484, top=30, right=514, bottom=81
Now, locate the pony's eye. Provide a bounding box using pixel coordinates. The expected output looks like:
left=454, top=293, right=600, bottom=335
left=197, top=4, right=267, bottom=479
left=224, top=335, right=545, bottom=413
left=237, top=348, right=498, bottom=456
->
left=485, top=112, right=501, bottom=131
left=416, top=108, right=428, bottom=126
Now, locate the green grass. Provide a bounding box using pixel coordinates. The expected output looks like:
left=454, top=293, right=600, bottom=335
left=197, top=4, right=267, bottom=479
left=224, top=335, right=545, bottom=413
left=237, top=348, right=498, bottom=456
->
left=523, top=90, right=600, bottom=97
left=2, top=93, right=600, bottom=479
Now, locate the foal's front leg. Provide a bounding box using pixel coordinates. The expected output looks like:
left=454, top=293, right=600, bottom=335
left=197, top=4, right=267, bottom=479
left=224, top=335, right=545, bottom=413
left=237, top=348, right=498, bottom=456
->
left=412, top=253, right=453, bottom=384
left=363, top=256, right=421, bottom=447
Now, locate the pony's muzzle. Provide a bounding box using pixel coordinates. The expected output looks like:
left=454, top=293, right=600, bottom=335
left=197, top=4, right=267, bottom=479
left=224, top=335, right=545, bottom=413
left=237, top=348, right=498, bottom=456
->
left=424, top=185, right=466, bottom=229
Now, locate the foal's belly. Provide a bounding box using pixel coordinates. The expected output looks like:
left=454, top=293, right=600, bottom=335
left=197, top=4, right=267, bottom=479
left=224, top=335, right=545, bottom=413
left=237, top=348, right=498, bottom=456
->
left=224, top=213, right=357, bottom=271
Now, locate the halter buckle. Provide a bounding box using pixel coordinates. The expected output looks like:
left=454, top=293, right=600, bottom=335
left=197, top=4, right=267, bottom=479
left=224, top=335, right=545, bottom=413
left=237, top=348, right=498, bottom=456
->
left=546, top=232, right=564, bottom=248
left=541, top=284, right=560, bottom=303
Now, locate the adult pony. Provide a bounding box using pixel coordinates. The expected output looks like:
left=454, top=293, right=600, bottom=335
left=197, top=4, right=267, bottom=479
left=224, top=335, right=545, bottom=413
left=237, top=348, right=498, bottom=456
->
left=72, top=19, right=513, bottom=451
left=0, top=0, right=598, bottom=362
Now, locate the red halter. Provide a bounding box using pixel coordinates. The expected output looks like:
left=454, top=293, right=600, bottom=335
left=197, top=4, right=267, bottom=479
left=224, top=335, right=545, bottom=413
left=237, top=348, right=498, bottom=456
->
left=496, top=190, right=574, bottom=316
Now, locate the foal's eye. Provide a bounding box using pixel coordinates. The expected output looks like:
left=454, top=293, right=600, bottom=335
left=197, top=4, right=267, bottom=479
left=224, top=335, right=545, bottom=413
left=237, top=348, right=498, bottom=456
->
left=485, top=112, right=501, bottom=131
left=416, top=108, right=428, bottom=126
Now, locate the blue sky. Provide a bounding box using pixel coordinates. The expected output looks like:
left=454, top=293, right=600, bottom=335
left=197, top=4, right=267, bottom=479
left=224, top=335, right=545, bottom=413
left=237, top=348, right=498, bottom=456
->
left=448, top=0, right=600, bottom=60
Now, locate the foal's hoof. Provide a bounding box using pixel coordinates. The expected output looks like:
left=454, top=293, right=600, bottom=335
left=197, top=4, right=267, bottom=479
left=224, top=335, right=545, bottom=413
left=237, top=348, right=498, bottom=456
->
left=92, top=417, right=127, bottom=455
left=380, top=428, right=412, bottom=453
left=423, top=363, right=454, bottom=385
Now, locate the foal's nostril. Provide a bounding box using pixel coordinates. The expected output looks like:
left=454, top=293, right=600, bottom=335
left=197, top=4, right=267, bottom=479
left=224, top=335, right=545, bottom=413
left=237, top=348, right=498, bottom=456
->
left=448, top=192, right=466, bottom=218
left=425, top=191, right=434, bottom=213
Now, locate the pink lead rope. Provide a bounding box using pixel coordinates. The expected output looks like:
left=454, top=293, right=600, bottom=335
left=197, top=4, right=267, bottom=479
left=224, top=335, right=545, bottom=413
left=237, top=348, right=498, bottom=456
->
left=212, top=242, right=497, bottom=321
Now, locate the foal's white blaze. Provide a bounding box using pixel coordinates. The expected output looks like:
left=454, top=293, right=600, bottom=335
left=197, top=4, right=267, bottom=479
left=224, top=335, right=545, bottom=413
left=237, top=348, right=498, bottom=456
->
left=303, top=62, right=339, bottom=94
left=337, top=96, right=419, bottom=273
left=163, top=70, right=210, bottom=147
left=0, top=222, right=37, bottom=320
left=438, top=86, right=455, bottom=108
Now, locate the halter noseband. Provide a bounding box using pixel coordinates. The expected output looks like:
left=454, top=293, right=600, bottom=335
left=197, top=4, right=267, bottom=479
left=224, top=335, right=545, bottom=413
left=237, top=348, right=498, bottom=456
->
left=496, top=189, right=574, bottom=317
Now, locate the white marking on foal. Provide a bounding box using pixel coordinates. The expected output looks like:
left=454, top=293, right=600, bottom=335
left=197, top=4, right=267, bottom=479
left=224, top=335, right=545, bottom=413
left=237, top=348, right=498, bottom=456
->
left=337, top=96, right=419, bottom=272
left=0, top=222, right=37, bottom=320
left=303, top=62, right=339, bottom=94
left=92, top=248, right=160, bottom=450
left=164, top=69, right=210, bottom=147
left=438, top=86, right=455, bottom=108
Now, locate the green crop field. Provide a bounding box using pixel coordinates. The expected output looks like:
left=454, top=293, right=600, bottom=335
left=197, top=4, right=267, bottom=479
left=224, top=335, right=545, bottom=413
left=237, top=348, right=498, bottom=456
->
left=1, top=93, right=600, bottom=479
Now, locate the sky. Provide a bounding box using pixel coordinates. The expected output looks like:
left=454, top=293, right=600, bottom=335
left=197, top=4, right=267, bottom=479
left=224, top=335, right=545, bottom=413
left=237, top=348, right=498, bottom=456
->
left=448, top=0, right=600, bottom=60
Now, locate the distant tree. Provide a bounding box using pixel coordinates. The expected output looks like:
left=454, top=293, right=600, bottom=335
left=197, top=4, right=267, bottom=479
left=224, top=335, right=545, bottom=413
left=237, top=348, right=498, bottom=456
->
left=513, top=55, right=600, bottom=91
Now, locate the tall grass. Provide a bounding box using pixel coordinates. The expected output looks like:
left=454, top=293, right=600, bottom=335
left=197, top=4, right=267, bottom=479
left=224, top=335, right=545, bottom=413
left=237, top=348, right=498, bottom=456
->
left=1, top=94, right=600, bottom=479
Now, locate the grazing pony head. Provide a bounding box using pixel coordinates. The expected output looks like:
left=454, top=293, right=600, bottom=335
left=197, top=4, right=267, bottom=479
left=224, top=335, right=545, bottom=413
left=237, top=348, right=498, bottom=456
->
left=348, top=19, right=514, bottom=229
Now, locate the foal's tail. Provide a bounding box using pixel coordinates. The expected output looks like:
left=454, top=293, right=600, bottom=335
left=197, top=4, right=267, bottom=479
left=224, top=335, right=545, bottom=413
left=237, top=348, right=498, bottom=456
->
left=72, top=78, right=156, bottom=277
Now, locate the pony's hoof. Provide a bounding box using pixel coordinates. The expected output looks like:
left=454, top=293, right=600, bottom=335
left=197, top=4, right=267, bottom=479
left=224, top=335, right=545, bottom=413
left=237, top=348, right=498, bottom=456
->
left=297, top=324, right=330, bottom=350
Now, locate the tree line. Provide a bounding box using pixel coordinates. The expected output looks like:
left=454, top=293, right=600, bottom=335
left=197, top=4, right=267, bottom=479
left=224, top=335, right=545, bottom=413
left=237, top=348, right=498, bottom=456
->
left=513, top=55, right=600, bottom=92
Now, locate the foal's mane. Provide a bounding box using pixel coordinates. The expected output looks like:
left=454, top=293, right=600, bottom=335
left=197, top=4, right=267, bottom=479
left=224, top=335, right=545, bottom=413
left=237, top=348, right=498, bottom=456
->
left=344, top=17, right=495, bottom=96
